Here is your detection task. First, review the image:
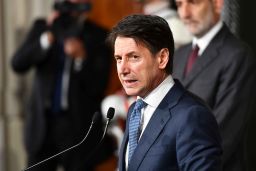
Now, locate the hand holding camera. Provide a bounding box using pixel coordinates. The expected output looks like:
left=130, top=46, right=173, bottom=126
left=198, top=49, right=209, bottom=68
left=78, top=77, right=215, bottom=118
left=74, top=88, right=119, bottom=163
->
left=64, top=37, right=86, bottom=59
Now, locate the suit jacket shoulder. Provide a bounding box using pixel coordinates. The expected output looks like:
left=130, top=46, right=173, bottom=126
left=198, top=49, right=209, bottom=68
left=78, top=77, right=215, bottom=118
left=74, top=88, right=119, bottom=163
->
left=119, top=80, right=222, bottom=171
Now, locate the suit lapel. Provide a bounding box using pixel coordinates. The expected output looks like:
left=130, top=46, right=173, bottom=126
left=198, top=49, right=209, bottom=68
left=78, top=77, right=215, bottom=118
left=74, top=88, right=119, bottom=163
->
left=119, top=131, right=128, bottom=171
left=128, top=80, right=185, bottom=170
left=182, top=25, right=228, bottom=87
left=183, top=45, right=219, bottom=86
left=128, top=108, right=170, bottom=171
left=119, top=104, right=134, bottom=171
left=174, top=44, right=192, bottom=82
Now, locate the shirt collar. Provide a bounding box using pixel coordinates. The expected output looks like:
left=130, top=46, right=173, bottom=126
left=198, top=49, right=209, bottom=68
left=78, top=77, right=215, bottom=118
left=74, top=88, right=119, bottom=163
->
left=138, top=75, right=174, bottom=108
left=193, top=21, right=223, bottom=56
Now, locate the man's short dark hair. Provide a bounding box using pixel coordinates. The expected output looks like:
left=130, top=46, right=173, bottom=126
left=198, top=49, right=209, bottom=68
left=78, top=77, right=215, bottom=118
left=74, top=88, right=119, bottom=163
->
left=107, top=14, right=175, bottom=74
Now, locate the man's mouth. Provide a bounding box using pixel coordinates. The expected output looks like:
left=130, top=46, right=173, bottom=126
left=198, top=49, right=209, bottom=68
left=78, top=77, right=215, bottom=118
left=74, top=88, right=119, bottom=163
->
left=123, top=79, right=138, bottom=87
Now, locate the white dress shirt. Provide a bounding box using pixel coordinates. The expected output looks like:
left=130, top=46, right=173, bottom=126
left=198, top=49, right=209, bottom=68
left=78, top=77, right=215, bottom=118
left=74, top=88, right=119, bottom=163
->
left=125, top=75, right=175, bottom=169
left=193, top=21, right=223, bottom=56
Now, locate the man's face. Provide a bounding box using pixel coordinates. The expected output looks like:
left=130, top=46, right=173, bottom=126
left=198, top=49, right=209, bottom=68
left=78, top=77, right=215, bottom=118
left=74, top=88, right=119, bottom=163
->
left=114, top=37, right=168, bottom=98
left=176, top=0, right=221, bottom=38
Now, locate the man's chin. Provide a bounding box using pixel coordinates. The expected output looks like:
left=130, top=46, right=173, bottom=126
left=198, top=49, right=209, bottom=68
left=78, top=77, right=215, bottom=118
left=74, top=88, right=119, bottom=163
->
left=187, top=27, right=198, bottom=35
left=124, top=88, right=138, bottom=96
left=185, top=24, right=200, bottom=36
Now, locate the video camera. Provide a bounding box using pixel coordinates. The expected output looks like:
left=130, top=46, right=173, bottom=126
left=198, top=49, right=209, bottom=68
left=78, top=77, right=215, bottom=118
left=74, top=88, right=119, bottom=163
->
left=50, top=1, right=92, bottom=41
left=54, top=1, right=91, bottom=14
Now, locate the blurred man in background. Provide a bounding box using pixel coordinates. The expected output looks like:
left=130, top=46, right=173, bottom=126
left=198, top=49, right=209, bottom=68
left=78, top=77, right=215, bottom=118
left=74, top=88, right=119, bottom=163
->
left=142, top=0, right=192, bottom=48
left=173, top=0, right=256, bottom=170
left=11, top=0, right=112, bottom=170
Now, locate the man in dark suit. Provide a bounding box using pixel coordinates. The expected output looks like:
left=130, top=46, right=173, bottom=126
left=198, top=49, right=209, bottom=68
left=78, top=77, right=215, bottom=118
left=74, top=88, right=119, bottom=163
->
left=107, top=14, right=222, bottom=171
left=11, top=0, right=112, bottom=170
left=173, top=0, right=256, bottom=170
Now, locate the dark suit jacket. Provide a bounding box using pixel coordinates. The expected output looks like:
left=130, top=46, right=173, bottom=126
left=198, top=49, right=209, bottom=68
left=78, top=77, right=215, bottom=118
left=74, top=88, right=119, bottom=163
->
left=11, top=18, right=111, bottom=156
left=173, top=24, right=256, bottom=171
left=119, top=80, right=222, bottom=171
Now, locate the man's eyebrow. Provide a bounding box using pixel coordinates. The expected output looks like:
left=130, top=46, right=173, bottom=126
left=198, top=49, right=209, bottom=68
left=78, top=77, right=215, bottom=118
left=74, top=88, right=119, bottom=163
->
left=127, top=51, right=137, bottom=57
left=114, top=51, right=137, bottom=57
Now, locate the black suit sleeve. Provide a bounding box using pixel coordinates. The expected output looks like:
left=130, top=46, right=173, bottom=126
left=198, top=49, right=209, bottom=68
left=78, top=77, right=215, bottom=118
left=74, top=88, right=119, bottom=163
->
left=213, top=44, right=256, bottom=164
left=11, top=19, right=49, bottom=73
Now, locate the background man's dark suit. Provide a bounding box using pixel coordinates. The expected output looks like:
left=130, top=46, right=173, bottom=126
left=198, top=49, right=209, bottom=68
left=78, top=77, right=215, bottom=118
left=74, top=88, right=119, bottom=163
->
left=119, top=80, right=222, bottom=171
left=173, top=24, right=256, bottom=171
left=11, top=18, right=112, bottom=170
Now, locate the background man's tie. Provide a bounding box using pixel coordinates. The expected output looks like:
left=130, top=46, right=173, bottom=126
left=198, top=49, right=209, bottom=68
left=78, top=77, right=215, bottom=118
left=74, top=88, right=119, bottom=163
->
left=52, top=44, right=65, bottom=113
left=184, top=44, right=200, bottom=76
left=128, top=99, right=146, bottom=162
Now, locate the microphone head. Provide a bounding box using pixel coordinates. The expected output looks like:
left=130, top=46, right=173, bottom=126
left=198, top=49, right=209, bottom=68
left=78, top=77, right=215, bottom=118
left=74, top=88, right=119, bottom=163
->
left=92, top=112, right=100, bottom=123
left=106, top=107, right=115, bottom=120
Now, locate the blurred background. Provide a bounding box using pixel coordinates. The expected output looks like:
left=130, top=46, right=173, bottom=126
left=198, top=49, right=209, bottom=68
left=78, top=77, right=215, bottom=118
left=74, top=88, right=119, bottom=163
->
left=0, top=0, right=255, bottom=171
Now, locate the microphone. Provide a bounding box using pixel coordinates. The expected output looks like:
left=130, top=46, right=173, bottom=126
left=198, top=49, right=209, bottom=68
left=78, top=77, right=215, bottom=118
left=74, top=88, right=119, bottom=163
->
left=72, top=107, right=115, bottom=171
left=22, top=111, right=101, bottom=171
left=100, top=107, right=115, bottom=142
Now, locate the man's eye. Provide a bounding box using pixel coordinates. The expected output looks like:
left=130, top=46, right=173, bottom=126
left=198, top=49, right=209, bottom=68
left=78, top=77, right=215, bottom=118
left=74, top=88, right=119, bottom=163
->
left=188, top=0, right=198, bottom=4
left=176, top=1, right=181, bottom=8
left=131, top=55, right=139, bottom=59
left=115, top=56, right=122, bottom=62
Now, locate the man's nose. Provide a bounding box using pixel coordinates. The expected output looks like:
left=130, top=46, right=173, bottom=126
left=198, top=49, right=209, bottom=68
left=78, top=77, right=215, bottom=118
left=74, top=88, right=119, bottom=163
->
left=118, top=59, right=130, bottom=74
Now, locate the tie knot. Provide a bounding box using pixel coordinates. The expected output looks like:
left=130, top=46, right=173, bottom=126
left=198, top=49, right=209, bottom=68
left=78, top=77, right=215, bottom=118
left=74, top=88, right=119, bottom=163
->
left=134, top=99, right=146, bottom=111
left=193, top=44, right=200, bottom=53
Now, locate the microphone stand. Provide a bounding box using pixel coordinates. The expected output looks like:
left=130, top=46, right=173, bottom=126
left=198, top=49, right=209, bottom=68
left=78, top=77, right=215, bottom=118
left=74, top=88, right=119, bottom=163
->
left=72, top=107, right=115, bottom=171
left=22, top=111, right=100, bottom=171
left=22, top=107, right=115, bottom=171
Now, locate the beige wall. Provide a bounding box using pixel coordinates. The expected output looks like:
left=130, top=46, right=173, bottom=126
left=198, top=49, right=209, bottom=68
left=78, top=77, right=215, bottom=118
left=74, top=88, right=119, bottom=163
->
left=0, top=1, right=51, bottom=171
left=1, top=0, right=8, bottom=170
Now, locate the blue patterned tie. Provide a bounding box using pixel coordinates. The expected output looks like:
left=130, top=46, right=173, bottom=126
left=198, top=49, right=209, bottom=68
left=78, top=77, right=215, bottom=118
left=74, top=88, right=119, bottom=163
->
left=128, top=99, right=147, bottom=161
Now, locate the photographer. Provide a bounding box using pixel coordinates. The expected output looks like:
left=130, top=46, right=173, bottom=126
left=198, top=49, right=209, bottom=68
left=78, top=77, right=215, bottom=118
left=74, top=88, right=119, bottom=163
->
left=11, top=0, right=112, bottom=170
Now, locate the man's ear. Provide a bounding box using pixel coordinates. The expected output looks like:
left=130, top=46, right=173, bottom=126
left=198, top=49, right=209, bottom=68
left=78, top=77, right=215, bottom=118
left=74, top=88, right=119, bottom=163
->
left=158, top=48, right=169, bottom=69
